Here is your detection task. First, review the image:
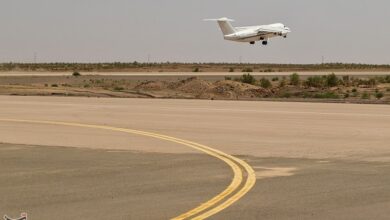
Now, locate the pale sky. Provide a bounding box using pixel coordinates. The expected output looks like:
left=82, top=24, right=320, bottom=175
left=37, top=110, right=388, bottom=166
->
left=1, top=0, right=389, bottom=64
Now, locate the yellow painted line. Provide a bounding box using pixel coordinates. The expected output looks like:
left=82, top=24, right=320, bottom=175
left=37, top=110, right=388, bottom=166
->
left=0, top=119, right=256, bottom=219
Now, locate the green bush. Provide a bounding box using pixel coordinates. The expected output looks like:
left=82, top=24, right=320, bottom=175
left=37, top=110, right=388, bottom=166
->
left=325, top=73, right=339, bottom=87
left=229, top=67, right=235, bottom=72
left=114, top=86, right=124, bottom=91
left=51, top=84, right=58, bottom=87
left=263, top=68, right=274, bottom=72
left=260, top=78, right=272, bottom=88
left=290, top=73, right=300, bottom=86
left=240, top=73, right=256, bottom=85
left=272, top=77, right=279, bottom=81
left=72, top=71, right=81, bottom=77
left=242, top=68, right=253, bottom=72
left=224, top=76, right=232, bottom=80
left=193, top=67, right=200, bottom=72
left=376, top=92, right=384, bottom=99
left=305, top=76, right=324, bottom=88
left=361, top=92, right=370, bottom=99
left=385, top=75, right=390, bottom=83
left=352, top=88, right=357, bottom=93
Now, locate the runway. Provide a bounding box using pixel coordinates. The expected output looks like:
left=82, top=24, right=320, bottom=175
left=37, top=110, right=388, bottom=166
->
left=1, top=71, right=390, bottom=76
left=1, top=96, right=390, bottom=219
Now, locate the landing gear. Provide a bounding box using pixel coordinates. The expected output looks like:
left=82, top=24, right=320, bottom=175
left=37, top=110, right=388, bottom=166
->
left=262, top=41, right=268, bottom=45
left=250, top=41, right=255, bottom=45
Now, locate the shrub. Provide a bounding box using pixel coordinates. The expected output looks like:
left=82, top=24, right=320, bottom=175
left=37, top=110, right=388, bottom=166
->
left=229, top=67, right=235, bottom=72
left=361, top=92, right=370, bottom=99
left=240, top=73, right=256, bottom=85
left=313, top=92, right=340, bottom=99
left=385, top=75, right=390, bottom=83
left=84, top=84, right=91, bottom=88
left=225, top=76, right=232, bottom=80
left=260, top=78, right=272, bottom=88
left=242, top=68, right=253, bottom=72
left=51, top=84, right=58, bottom=87
left=387, top=88, right=390, bottom=92
left=72, top=71, right=81, bottom=77
left=325, top=73, right=339, bottom=87
left=114, top=86, right=124, bottom=91
left=280, top=92, right=291, bottom=98
left=376, top=92, right=384, bottom=99
left=352, top=88, right=357, bottom=93
left=272, top=77, right=279, bottom=81
left=290, top=73, right=300, bottom=86
left=305, top=76, right=324, bottom=88
left=344, top=93, right=350, bottom=98
left=193, top=67, right=200, bottom=72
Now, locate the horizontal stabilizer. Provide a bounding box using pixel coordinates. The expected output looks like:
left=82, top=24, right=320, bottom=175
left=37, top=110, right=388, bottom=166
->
left=203, top=17, right=235, bottom=22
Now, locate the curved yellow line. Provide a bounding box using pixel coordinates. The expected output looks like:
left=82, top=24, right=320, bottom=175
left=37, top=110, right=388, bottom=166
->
left=0, top=119, right=256, bottom=219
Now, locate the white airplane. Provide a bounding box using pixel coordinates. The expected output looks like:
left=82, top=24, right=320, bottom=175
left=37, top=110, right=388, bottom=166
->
left=205, top=17, right=291, bottom=45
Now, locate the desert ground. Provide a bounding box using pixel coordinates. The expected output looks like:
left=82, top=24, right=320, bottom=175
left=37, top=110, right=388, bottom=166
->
left=1, top=96, right=390, bottom=219
left=0, top=72, right=389, bottom=104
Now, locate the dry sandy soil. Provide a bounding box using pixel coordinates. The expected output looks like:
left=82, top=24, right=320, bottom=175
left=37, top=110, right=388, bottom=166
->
left=0, top=74, right=389, bottom=104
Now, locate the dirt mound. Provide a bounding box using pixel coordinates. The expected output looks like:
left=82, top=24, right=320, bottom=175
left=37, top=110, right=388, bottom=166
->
left=209, top=80, right=272, bottom=98
left=168, top=77, right=212, bottom=94
left=135, top=81, right=168, bottom=91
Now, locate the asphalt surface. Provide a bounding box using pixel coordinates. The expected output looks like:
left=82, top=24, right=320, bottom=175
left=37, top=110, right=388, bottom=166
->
left=1, top=71, right=390, bottom=76
left=0, top=96, right=390, bottom=219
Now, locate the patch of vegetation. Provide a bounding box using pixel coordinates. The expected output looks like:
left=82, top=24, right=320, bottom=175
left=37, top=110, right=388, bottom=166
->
left=51, top=84, right=58, bottom=87
left=260, top=78, right=272, bottom=89
left=114, top=86, right=125, bottom=91
left=325, top=73, right=339, bottom=87
left=313, top=92, right=340, bottom=99
left=375, top=92, right=384, bottom=99
left=242, top=68, right=253, bottom=72
left=239, top=73, right=256, bottom=85
left=361, top=92, right=370, bottom=99
left=224, top=76, right=232, bottom=80
left=289, top=73, right=300, bottom=86
left=352, top=88, right=357, bottom=93
left=272, top=77, right=279, bottom=81
left=229, top=67, right=235, bottom=72
left=72, top=71, right=81, bottom=77
left=305, top=76, right=324, bottom=88
left=193, top=67, right=200, bottom=72
left=263, top=68, right=274, bottom=73
left=280, top=92, right=291, bottom=98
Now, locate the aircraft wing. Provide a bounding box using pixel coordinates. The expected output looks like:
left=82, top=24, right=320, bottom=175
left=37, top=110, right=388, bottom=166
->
left=256, top=28, right=282, bottom=35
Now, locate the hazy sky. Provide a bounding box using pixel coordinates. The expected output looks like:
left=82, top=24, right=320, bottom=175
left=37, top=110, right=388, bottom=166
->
left=1, top=0, right=389, bottom=64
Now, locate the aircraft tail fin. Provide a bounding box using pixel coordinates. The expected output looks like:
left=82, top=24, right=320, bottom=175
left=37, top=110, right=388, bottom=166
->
left=204, top=17, right=236, bottom=35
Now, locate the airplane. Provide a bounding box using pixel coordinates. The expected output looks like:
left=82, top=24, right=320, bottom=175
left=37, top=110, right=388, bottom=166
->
left=204, top=17, right=291, bottom=45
